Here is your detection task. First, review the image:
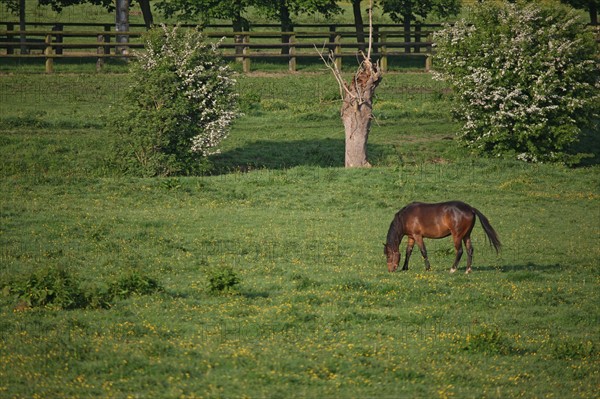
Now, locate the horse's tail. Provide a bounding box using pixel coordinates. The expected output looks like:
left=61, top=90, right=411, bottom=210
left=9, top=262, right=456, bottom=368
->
left=473, top=208, right=501, bottom=254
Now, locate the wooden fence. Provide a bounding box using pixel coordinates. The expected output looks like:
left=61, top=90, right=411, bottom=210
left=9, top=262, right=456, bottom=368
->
left=0, top=22, right=439, bottom=73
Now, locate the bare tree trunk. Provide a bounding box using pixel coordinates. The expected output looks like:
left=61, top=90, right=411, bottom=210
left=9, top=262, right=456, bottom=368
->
left=233, top=13, right=247, bottom=60
left=341, top=61, right=382, bottom=167
left=589, top=0, right=598, bottom=25
left=352, top=0, right=366, bottom=52
left=138, top=0, right=154, bottom=29
left=116, top=0, right=129, bottom=56
left=19, top=0, right=27, bottom=54
left=280, top=0, right=293, bottom=55
left=403, top=11, right=412, bottom=53
left=319, top=0, right=381, bottom=168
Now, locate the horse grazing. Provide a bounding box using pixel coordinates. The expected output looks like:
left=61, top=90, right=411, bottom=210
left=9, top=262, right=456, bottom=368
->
left=384, top=201, right=501, bottom=274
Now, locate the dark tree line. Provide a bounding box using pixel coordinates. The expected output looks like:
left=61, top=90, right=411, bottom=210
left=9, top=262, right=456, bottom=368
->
left=3, top=0, right=597, bottom=30
left=3, top=0, right=462, bottom=38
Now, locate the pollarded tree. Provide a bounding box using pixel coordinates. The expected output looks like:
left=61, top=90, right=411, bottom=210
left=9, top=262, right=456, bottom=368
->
left=433, top=1, right=599, bottom=164
left=113, top=25, right=240, bottom=176
left=320, top=0, right=382, bottom=167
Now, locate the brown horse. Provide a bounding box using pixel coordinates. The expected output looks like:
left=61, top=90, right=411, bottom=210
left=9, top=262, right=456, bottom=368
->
left=384, top=201, right=501, bottom=273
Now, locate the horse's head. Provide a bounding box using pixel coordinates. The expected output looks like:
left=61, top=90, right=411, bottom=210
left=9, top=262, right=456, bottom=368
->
left=384, top=243, right=400, bottom=272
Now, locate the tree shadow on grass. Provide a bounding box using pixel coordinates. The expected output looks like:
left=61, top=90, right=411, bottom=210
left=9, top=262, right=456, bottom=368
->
left=231, top=55, right=428, bottom=73
left=210, top=138, right=390, bottom=174
left=0, top=57, right=129, bottom=73
left=241, top=290, right=271, bottom=299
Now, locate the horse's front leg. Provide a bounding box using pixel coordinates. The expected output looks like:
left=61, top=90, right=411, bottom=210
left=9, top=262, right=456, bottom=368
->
left=414, top=236, right=431, bottom=271
left=402, top=237, right=415, bottom=271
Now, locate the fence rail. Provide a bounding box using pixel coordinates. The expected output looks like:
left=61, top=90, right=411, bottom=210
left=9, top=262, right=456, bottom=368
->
left=0, top=22, right=440, bottom=73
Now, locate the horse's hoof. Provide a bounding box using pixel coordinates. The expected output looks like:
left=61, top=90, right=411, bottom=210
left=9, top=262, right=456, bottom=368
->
left=465, top=269, right=472, bottom=274
left=450, top=268, right=457, bottom=274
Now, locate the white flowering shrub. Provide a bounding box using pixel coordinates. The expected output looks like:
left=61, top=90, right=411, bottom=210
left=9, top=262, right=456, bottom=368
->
left=433, top=1, right=599, bottom=163
left=114, top=25, right=240, bottom=176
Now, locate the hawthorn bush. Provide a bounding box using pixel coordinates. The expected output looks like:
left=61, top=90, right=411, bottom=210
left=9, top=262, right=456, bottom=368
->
left=114, top=25, right=240, bottom=176
left=433, top=1, right=599, bottom=163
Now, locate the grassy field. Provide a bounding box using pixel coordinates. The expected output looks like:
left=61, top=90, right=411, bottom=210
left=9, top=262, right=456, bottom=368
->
left=0, top=71, right=599, bottom=398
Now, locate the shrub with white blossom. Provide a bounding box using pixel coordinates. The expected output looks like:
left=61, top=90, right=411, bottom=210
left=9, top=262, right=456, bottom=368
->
left=114, top=25, right=240, bottom=176
left=433, top=1, right=599, bottom=163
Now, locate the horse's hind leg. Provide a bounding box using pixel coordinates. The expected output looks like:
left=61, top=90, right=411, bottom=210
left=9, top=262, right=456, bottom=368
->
left=464, top=237, right=474, bottom=274
left=450, top=234, right=464, bottom=273
left=414, top=236, right=431, bottom=271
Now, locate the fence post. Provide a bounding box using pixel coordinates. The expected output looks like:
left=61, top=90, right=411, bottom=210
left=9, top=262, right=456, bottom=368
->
left=334, top=34, right=342, bottom=70
left=380, top=32, right=387, bottom=73
left=425, top=55, right=432, bottom=73
left=288, top=33, right=296, bottom=72
left=242, top=34, right=251, bottom=73
left=52, top=24, right=63, bottom=55
left=235, top=31, right=244, bottom=63
left=19, top=15, right=27, bottom=55
left=96, top=34, right=105, bottom=72
left=426, top=32, right=433, bottom=54
left=103, top=25, right=111, bottom=56
left=45, top=34, right=53, bottom=74
left=414, top=23, right=421, bottom=53
left=115, top=0, right=129, bottom=56
left=6, top=23, right=14, bottom=55
left=329, top=25, right=336, bottom=45
left=403, top=21, right=411, bottom=53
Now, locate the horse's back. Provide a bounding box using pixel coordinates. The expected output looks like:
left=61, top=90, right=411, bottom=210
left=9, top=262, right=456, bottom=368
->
left=399, top=201, right=475, bottom=236
left=401, top=201, right=473, bottom=215
left=442, top=201, right=474, bottom=214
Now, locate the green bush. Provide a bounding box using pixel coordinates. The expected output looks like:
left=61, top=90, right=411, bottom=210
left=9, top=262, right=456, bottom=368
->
left=2, top=267, right=163, bottom=310
left=433, top=1, right=599, bottom=164
left=206, top=265, right=240, bottom=294
left=109, top=271, right=163, bottom=300
left=113, top=25, right=241, bottom=176
left=551, top=338, right=597, bottom=360
left=5, top=266, right=86, bottom=310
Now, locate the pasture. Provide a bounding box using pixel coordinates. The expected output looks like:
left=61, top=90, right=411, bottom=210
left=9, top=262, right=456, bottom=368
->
left=0, top=72, right=599, bottom=398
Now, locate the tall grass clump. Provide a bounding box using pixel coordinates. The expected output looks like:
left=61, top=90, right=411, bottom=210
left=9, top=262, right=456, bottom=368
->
left=206, top=265, right=241, bottom=294
left=3, top=266, right=87, bottom=310
left=113, top=25, right=241, bottom=176
left=2, top=267, right=163, bottom=310
left=434, top=1, right=599, bottom=164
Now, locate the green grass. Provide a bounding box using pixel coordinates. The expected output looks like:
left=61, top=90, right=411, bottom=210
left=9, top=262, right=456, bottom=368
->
left=0, top=72, right=599, bottom=398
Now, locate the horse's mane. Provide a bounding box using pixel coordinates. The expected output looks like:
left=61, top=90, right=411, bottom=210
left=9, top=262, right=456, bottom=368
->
left=386, top=210, right=404, bottom=247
